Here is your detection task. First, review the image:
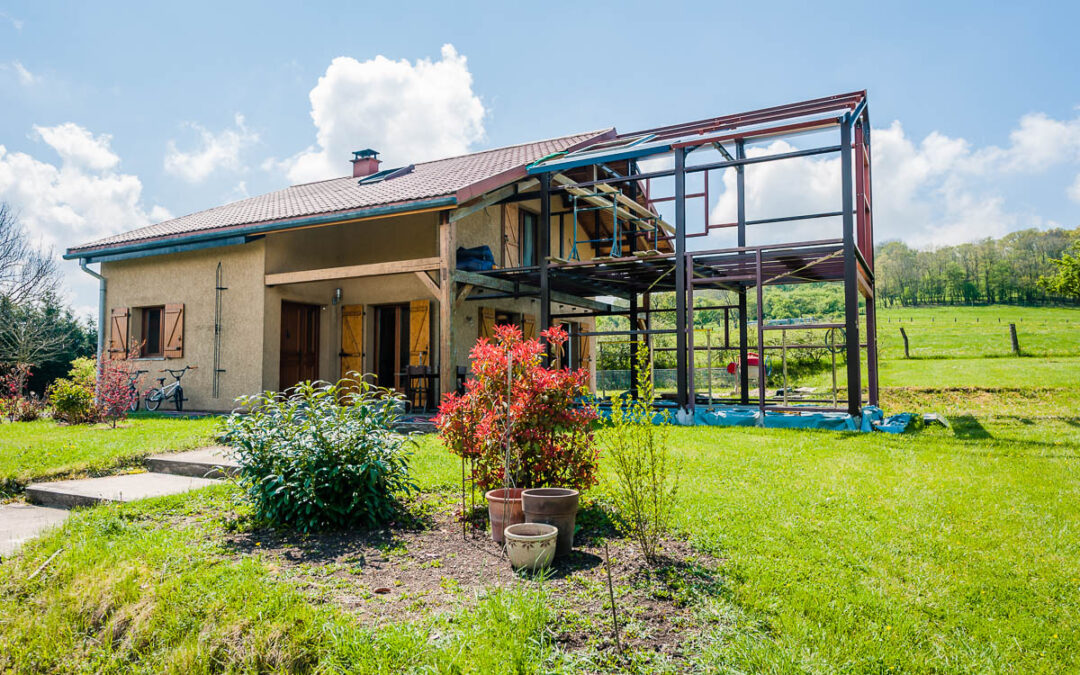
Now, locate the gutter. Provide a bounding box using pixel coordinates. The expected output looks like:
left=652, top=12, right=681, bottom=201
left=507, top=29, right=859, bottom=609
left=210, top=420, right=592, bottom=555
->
left=78, top=259, right=106, bottom=365
left=64, top=195, right=458, bottom=261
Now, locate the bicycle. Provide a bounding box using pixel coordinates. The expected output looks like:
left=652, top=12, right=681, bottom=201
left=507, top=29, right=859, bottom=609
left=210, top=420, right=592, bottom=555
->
left=145, top=366, right=197, bottom=412
left=127, top=369, right=149, bottom=412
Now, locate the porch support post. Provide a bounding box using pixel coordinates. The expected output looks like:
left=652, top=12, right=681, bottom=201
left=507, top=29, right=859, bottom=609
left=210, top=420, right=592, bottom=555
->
left=674, top=147, right=688, bottom=410
left=629, top=293, right=639, bottom=399
left=539, top=172, right=552, bottom=363
left=736, top=139, right=750, bottom=404
left=840, top=117, right=862, bottom=416
left=439, top=211, right=456, bottom=397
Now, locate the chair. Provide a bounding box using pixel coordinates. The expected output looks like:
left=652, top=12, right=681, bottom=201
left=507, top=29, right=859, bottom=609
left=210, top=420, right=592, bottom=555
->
left=456, top=366, right=468, bottom=395
left=405, top=365, right=433, bottom=412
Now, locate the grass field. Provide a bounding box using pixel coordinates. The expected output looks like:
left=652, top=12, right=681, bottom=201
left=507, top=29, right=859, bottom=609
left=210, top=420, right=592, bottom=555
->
left=0, top=304, right=1077, bottom=672
left=0, top=415, right=219, bottom=495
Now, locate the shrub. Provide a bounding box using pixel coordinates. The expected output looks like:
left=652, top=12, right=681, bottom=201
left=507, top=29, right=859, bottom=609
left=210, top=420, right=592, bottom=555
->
left=48, top=377, right=96, bottom=424
left=95, top=352, right=138, bottom=427
left=223, top=376, right=418, bottom=533
left=435, top=324, right=598, bottom=492
left=0, top=364, right=46, bottom=422
left=603, top=345, right=677, bottom=563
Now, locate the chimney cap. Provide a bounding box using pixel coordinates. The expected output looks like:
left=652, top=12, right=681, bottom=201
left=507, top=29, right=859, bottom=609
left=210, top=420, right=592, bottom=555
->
left=352, top=149, right=379, bottom=160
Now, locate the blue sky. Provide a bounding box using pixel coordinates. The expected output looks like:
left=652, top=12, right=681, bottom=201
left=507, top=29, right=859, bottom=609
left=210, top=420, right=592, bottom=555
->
left=2, top=1, right=1079, bottom=313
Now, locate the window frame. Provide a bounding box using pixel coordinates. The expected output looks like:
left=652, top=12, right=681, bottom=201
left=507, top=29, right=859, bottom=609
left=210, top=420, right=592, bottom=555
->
left=139, top=305, right=166, bottom=358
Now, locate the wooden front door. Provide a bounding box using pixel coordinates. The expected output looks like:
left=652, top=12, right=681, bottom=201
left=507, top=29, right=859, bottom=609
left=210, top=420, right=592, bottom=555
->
left=280, top=301, right=320, bottom=390
left=374, top=304, right=409, bottom=391
left=340, top=304, right=365, bottom=380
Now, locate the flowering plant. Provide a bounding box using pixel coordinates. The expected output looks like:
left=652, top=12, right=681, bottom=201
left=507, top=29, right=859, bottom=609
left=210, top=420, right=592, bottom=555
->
left=435, top=324, right=598, bottom=492
left=96, top=350, right=138, bottom=427
left=0, top=364, right=45, bottom=422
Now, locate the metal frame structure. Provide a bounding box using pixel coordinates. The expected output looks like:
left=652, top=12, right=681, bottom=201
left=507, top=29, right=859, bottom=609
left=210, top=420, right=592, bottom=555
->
left=474, top=92, right=877, bottom=417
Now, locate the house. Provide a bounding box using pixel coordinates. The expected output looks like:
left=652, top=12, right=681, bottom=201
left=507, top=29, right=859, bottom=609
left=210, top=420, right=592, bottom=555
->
left=66, top=91, right=879, bottom=419
left=65, top=130, right=628, bottom=411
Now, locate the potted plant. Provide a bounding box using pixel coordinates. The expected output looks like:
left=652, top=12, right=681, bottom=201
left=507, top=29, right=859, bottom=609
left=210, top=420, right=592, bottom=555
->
left=503, top=522, right=558, bottom=571
left=522, top=487, right=580, bottom=556
left=436, top=324, right=598, bottom=547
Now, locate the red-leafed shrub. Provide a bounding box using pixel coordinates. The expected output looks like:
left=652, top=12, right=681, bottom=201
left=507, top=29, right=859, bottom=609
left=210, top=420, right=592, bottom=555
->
left=435, top=324, right=598, bottom=492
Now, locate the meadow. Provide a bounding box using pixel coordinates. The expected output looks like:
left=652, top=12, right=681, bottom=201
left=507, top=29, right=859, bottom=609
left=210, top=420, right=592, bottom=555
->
left=0, top=304, right=1077, bottom=673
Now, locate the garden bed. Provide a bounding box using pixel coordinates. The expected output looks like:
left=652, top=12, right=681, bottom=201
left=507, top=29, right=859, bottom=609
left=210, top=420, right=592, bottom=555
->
left=226, top=494, right=724, bottom=660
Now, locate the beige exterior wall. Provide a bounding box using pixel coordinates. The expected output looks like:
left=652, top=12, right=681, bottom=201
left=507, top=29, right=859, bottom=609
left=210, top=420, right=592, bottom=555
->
left=101, top=240, right=266, bottom=412
left=100, top=187, right=603, bottom=410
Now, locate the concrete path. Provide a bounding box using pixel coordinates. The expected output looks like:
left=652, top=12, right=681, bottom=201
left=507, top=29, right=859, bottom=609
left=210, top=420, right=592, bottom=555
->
left=0, top=504, right=69, bottom=558
left=1, top=446, right=232, bottom=559
left=145, top=445, right=239, bottom=478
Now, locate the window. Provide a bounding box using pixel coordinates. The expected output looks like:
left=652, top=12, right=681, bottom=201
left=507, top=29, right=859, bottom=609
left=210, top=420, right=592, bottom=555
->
left=140, top=306, right=165, bottom=357
left=520, top=211, right=538, bottom=266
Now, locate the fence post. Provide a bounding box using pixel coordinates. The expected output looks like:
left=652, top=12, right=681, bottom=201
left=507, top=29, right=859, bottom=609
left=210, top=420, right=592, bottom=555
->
left=900, top=327, right=910, bottom=359
left=1009, top=323, right=1021, bottom=356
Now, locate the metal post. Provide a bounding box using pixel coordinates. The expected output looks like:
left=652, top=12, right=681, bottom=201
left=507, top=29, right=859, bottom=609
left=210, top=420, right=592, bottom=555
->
left=686, top=254, right=695, bottom=411
left=755, top=249, right=766, bottom=415
left=782, top=329, right=788, bottom=406
left=674, top=147, right=688, bottom=410
left=629, top=293, right=639, bottom=399
left=866, top=292, right=879, bottom=406
left=539, top=173, right=552, bottom=364
left=736, top=139, right=750, bottom=404
left=706, top=328, right=713, bottom=405
left=840, top=118, right=862, bottom=416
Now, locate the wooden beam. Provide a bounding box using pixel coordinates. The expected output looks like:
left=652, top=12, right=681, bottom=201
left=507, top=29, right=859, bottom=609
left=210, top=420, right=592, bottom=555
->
left=415, top=271, right=440, bottom=299
left=450, top=178, right=539, bottom=224
left=454, top=283, right=474, bottom=309
left=551, top=173, right=637, bottom=224
left=439, top=213, right=456, bottom=396
left=264, top=257, right=441, bottom=286
left=452, top=269, right=614, bottom=313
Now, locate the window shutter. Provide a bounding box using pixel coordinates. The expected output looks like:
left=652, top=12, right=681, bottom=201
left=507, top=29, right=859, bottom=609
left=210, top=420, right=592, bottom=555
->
left=109, top=308, right=129, bottom=360
left=164, top=303, right=185, bottom=358
left=408, top=300, right=430, bottom=366
left=502, top=204, right=520, bottom=267
left=479, top=307, right=496, bottom=339
left=522, top=314, right=536, bottom=341
left=576, top=333, right=592, bottom=386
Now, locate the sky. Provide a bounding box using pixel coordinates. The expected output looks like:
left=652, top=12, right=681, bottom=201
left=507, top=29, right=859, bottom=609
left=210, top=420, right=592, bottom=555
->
left=1, top=0, right=1079, bottom=316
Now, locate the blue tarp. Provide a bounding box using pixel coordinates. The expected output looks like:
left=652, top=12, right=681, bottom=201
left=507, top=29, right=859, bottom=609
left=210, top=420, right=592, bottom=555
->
left=594, top=402, right=920, bottom=433
left=456, top=245, right=495, bottom=271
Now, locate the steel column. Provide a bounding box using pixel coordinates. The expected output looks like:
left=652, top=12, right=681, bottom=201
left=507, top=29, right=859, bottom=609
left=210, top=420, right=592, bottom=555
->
left=840, top=119, right=862, bottom=416
left=629, top=293, right=639, bottom=399
left=755, top=249, right=766, bottom=415
left=736, top=139, right=750, bottom=403
left=539, top=173, right=552, bottom=364
left=674, top=148, right=688, bottom=410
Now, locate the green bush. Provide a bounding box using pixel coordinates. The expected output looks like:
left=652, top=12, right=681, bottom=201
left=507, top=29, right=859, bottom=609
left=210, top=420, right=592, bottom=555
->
left=223, top=376, right=418, bottom=533
left=47, top=375, right=96, bottom=424
left=67, top=357, right=96, bottom=389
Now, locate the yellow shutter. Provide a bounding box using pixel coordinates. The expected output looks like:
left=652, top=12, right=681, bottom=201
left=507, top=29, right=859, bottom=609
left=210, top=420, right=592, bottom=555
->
left=409, top=300, right=430, bottom=366
left=163, top=303, right=184, bottom=358
left=576, top=333, right=592, bottom=386
left=503, top=204, right=520, bottom=267
left=479, top=307, right=496, bottom=340
left=109, top=308, right=129, bottom=360
left=340, top=305, right=364, bottom=380
left=522, top=314, right=536, bottom=341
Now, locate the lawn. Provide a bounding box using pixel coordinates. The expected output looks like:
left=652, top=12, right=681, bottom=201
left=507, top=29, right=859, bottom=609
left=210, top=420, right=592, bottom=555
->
left=0, top=305, right=1078, bottom=673
left=0, top=415, right=219, bottom=494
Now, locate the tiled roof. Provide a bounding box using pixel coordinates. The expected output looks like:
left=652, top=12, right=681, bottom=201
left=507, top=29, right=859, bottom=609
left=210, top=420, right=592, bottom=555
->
left=68, top=129, right=611, bottom=255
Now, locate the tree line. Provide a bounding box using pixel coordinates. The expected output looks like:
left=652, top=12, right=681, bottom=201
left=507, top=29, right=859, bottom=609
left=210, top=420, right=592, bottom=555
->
left=875, top=227, right=1079, bottom=306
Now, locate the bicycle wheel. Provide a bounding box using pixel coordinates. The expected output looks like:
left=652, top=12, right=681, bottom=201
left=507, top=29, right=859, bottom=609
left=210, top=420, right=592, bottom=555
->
left=145, top=389, right=163, bottom=411
left=129, top=389, right=140, bottom=412
left=174, top=386, right=184, bottom=412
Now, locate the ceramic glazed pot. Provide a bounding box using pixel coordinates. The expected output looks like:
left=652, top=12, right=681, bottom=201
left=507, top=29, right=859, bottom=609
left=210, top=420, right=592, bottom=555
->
left=503, top=523, right=558, bottom=571
left=485, top=487, right=524, bottom=543
left=522, top=487, right=580, bottom=555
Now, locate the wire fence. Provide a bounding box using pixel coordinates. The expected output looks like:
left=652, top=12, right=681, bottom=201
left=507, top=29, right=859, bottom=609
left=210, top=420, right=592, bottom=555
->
left=596, top=368, right=740, bottom=395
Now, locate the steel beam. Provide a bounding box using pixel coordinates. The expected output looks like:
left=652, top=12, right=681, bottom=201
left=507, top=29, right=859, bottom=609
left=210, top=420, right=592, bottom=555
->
left=674, top=148, right=688, bottom=410
left=736, top=139, right=750, bottom=404
left=840, top=119, right=862, bottom=416
left=539, top=173, right=552, bottom=363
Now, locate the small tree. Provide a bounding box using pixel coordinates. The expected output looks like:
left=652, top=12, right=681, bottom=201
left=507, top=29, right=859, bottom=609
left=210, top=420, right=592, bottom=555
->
left=95, top=349, right=138, bottom=427
left=1038, top=239, right=1080, bottom=301
left=436, top=324, right=598, bottom=492
left=603, top=344, right=677, bottom=564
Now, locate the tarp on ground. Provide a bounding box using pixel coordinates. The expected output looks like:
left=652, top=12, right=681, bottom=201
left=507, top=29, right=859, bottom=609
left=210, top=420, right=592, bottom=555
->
left=593, top=402, right=919, bottom=433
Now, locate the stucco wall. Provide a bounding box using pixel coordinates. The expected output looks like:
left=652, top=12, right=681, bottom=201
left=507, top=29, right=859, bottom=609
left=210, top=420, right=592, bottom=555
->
left=101, top=240, right=265, bottom=412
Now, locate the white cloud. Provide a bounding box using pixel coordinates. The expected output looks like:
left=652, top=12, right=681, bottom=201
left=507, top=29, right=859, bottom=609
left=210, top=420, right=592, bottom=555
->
left=701, top=111, right=1080, bottom=250
left=1069, top=174, right=1080, bottom=204
left=2, top=60, right=36, bottom=85
left=276, top=44, right=486, bottom=183
left=164, top=113, right=258, bottom=183
left=0, top=11, right=23, bottom=31
left=0, top=123, right=167, bottom=308
left=32, top=123, right=120, bottom=171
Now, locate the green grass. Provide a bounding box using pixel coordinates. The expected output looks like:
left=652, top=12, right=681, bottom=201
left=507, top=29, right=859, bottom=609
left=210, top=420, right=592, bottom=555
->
left=1, top=304, right=1078, bottom=672
left=0, top=486, right=552, bottom=674
left=0, top=415, right=219, bottom=493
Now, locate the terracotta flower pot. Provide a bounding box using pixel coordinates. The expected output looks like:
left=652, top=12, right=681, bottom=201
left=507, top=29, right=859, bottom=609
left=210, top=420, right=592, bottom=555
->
left=522, top=487, right=580, bottom=556
left=485, top=487, right=524, bottom=543
left=503, top=523, right=558, bottom=571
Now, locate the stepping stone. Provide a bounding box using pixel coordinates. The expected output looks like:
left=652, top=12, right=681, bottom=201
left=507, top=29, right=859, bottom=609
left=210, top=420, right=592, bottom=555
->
left=0, top=503, right=69, bottom=558
left=146, top=446, right=239, bottom=478
left=25, top=473, right=219, bottom=509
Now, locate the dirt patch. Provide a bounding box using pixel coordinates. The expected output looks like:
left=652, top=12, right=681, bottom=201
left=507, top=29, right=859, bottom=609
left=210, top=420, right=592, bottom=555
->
left=224, top=494, right=725, bottom=660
